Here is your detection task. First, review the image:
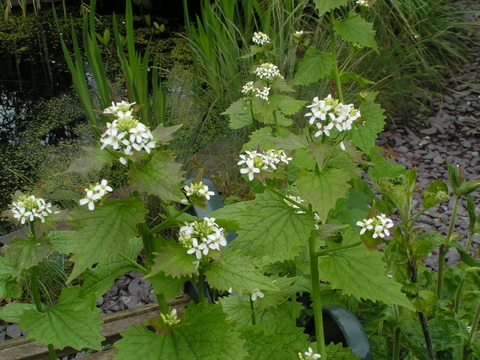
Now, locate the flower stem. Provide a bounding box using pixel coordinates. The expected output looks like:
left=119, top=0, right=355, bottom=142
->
left=309, top=229, right=326, bottom=358
left=250, top=297, right=256, bottom=325
left=329, top=11, right=343, bottom=103
left=392, top=304, right=401, bottom=360
left=437, top=196, right=460, bottom=298
left=315, top=241, right=362, bottom=257
left=197, top=266, right=205, bottom=302
left=116, top=252, right=148, bottom=274
left=29, top=223, right=56, bottom=360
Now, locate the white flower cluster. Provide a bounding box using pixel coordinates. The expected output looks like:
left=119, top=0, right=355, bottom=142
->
left=79, top=179, right=113, bottom=211
left=11, top=195, right=53, bottom=224
left=252, top=31, right=271, bottom=46
left=254, top=63, right=284, bottom=83
left=357, top=213, right=394, bottom=238
left=241, top=81, right=271, bottom=101
left=100, top=101, right=156, bottom=165
left=179, top=217, right=227, bottom=260
left=238, top=149, right=292, bottom=181
left=356, top=0, right=369, bottom=7
left=183, top=181, right=215, bottom=203
left=305, top=95, right=362, bottom=138
left=297, top=347, right=321, bottom=359
left=160, top=308, right=181, bottom=326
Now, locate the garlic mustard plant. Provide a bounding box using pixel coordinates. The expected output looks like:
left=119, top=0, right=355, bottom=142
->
left=179, top=217, right=227, bottom=260
left=78, top=179, right=113, bottom=210
left=11, top=195, right=53, bottom=224
left=252, top=31, right=271, bottom=46
left=238, top=149, right=291, bottom=181
left=357, top=213, right=394, bottom=238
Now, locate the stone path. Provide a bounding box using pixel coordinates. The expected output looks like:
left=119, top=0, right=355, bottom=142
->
left=376, top=0, right=480, bottom=268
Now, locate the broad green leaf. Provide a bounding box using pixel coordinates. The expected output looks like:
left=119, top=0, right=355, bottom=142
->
left=290, top=48, right=333, bottom=86
left=367, top=149, right=406, bottom=182
left=0, top=303, right=36, bottom=323
left=254, top=95, right=293, bottom=126
left=149, top=272, right=189, bottom=300
left=294, top=168, right=351, bottom=221
left=0, top=278, right=22, bottom=300
left=222, top=98, right=252, bottom=130
left=68, top=198, right=148, bottom=281
left=239, top=311, right=310, bottom=360
left=229, top=191, right=315, bottom=262
left=48, top=230, right=76, bottom=254
left=6, top=236, right=52, bottom=277
left=326, top=342, right=362, bottom=360
left=265, top=132, right=309, bottom=151
left=79, top=237, right=143, bottom=297
left=310, top=142, right=333, bottom=170
left=65, top=144, right=115, bottom=174
left=206, top=249, right=279, bottom=296
left=19, top=286, right=104, bottom=351
left=146, top=242, right=198, bottom=279
left=278, top=98, right=308, bottom=116
left=412, top=231, right=444, bottom=258
left=423, top=180, right=449, bottom=209
left=318, top=243, right=414, bottom=310
left=328, top=148, right=362, bottom=178
left=339, top=72, right=375, bottom=87
left=333, top=13, right=378, bottom=53
left=314, top=0, right=348, bottom=17
left=241, top=127, right=276, bottom=153
left=210, top=201, right=248, bottom=231
left=151, top=124, right=182, bottom=144
left=0, top=252, right=18, bottom=279
left=350, top=102, right=385, bottom=152
left=129, top=151, right=185, bottom=203
left=442, top=266, right=466, bottom=302
left=229, top=113, right=255, bottom=129
left=115, top=301, right=247, bottom=360
left=330, top=188, right=370, bottom=228
left=219, top=295, right=252, bottom=329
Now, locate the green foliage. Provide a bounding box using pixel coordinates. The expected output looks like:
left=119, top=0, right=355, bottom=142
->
left=115, top=301, right=248, bottom=360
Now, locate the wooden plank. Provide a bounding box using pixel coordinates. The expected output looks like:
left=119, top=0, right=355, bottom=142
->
left=0, top=295, right=191, bottom=360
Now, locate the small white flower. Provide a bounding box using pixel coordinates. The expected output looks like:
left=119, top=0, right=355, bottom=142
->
left=251, top=289, right=264, bottom=301
left=240, top=159, right=261, bottom=181
left=254, top=63, right=284, bottom=82
left=79, top=190, right=102, bottom=211
left=252, top=31, right=271, bottom=46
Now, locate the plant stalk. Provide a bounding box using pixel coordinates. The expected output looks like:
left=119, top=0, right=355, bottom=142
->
left=393, top=304, right=401, bottom=360
left=250, top=297, right=256, bottom=325
left=316, top=241, right=362, bottom=257
left=197, top=266, right=205, bottom=302
left=329, top=11, right=343, bottom=103
left=437, top=196, right=460, bottom=298
left=418, top=312, right=436, bottom=360
left=116, top=252, right=148, bottom=274
left=309, top=229, right=326, bottom=358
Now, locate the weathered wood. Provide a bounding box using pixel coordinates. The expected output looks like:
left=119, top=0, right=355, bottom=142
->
left=0, top=295, right=191, bottom=360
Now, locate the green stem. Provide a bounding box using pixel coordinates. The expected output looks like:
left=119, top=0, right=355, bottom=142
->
left=329, top=11, right=343, bottom=103
left=139, top=222, right=154, bottom=267
left=309, top=229, right=326, bottom=358
left=197, top=266, right=205, bottom=302
left=468, top=300, right=480, bottom=346
left=464, top=231, right=474, bottom=254
left=454, top=277, right=465, bottom=315
left=316, top=241, right=362, bottom=257
left=291, top=292, right=297, bottom=324
left=29, top=223, right=56, bottom=360
left=273, top=110, right=280, bottom=135
left=250, top=296, right=256, bottom=325
left=393, top=304, right=401, bottom=360
left=437, top=196, right=461, bottom=298
left=116, top=252, right=148, bottom=274
left=249, top=99, right=257, bottom=130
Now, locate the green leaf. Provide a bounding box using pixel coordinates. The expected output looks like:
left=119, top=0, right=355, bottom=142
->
left=129, top=151, right=185, bottom=203
left=219, top=295, right=252, bottom=329
left=314, top=0, right=348, bottom=17
left=19, top=286, right=104, bottom=351
left=149, top=272, right=188, bottom=300
left=451, top=242, right=478, bottom=267
left=278, top=98, right=308, bottom=116
left=333, top=13, right=378, bottom=53
left=241, top=127, right=276, bottom=153
left=151, top=124, right=182, bottom=144
left=367, top=149, right=406, bottom=183
left=229, top=191, right=316, bottom=262
left=0, top=303, right=36, bottom=323
left=350, top=102, right=386, bottom=152
left=412, top=231, right=444, bottom=258
left=206, top=249, right=279, bottom=296
left=115, top=301, right=247, bottom=360
left=290, top=48, right=333, bottom=86
left=222, top=98, right=252, bottom=130
left=318, top=243, right=414, bottom=310
left=339, top=72, right=375, bottom=87
left=79, top=237, right=143, bottom=297
left=146, top=242, right=198, bottom=279
left=442, top=266, right=466, bottom=302
left=423, top=180, right=449, bottom=209
left=68, top=198, right=148, bottom=282
left=310, top=142, right=333, bottom=170
left=294, top=168, right=351, bottom=221
left=48, top=230, right=76, bottom=254
left=6, top=236, right=53, bottom=277
left=65, top=144, right=115, bottom=174
left=326, top=342, right=362, bottom=359
left=239, top=311, right=310, bottom=360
